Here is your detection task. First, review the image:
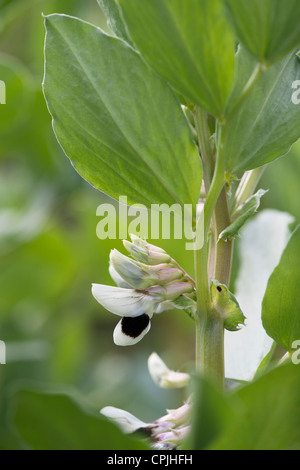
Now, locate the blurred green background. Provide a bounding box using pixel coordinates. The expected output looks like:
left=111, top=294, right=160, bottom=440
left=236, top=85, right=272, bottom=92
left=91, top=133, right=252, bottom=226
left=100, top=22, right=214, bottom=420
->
left=0, top=0, right=299, bottom=449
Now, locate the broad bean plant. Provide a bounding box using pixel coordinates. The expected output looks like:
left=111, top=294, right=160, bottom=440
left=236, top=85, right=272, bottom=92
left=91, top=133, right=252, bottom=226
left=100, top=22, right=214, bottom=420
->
left=43, top=0, right=300, bottom=450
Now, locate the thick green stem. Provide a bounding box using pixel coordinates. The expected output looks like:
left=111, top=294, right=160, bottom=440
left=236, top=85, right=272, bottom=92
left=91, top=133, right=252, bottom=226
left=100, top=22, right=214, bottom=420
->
left=194, top=117, right=227, bottom=386
left=195, top=312, right=224, bottom=385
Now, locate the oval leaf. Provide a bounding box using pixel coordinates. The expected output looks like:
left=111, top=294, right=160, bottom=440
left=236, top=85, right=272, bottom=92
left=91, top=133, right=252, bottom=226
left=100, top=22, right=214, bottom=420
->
left=118, top=0, right=236, bottom=118
left=262, top=226, right=300, bottom=352
left=222, top=48, right=300, bottom=173
left=224, top=0, right=300, bottom=64
left=43, top=14, right=201, bottom=210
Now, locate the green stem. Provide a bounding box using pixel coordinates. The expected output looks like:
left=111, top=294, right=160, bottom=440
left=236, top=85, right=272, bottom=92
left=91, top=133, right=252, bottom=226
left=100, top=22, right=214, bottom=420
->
left=193, top=119, right=227, bottom=385
left=195, top=311, right=225, bottom=386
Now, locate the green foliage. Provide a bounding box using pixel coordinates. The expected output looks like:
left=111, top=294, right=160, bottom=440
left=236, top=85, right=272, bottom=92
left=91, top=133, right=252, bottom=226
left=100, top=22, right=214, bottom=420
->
left=118, top=0, right=236, bottom=118
left=219, top=189, right=267, bottom=241
left=12, top=388, right=148, bottom=450
left=96, top=0, right=133, bottom=45
left=208, top=364, right=300, bottom=450
left=224, top=0, right=300, bottom=63
left=43, top=14, right=201, bottom=210
left=211, top=280, right=245, bottom=331
left=262, top=226, right=300, bottom=352
left=1, top=0, right=300, bottom=452
left=222, top=48, right=300, bottom=173
left=189, top=375, right=233, bottom=450
left=192, top=365, right=300, bottom=450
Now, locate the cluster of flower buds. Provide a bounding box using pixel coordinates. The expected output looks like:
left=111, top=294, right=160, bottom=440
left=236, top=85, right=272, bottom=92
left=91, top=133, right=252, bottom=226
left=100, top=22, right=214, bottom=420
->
left=101, top=353, right=191, bottom=449
left=92, top=235, right=196, bottom=346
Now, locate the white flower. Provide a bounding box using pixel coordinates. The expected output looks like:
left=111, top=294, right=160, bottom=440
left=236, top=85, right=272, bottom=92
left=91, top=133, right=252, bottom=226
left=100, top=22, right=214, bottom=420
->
left=100, top=406, right=150, bottom=434
left=109, top=249, right=183, bottom=290
left=92, top=282, right=193, bottom=346
left=148, top=353, right=190, bottom=388
left=92, top=236, right=194, bottom=346
left=100, top=404, right=190, bottom=448
left=92, top=284, right=157, bottom=317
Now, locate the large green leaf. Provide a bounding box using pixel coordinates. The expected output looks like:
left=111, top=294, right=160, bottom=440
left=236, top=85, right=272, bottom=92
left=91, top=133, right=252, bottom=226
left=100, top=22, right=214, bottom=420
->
left=118, top=0, right=235, bottom=118
left=43, top=14, right=201, bottom=210
left=12, top=388, right=148, bottom=450
left=210, top=364, right=300, bottom=450
left=224, top=0, right=300, bottom=64
left=262, top=226, right=300, bottom=352
left=97, top=0, right=133, bottom=45
left=222, top=48, right=300, bottom=173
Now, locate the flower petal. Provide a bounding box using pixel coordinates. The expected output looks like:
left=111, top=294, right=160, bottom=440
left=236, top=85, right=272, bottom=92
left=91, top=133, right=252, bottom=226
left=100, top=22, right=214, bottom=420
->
left=148, top=352, right=190, bottom=388
left=113, top=314, right=151, bottom=346
left=109, top=264, right=132, bottom=288
left=92, top=284, right=156, bottom=317
left=101, top=406, right=148, bottom=434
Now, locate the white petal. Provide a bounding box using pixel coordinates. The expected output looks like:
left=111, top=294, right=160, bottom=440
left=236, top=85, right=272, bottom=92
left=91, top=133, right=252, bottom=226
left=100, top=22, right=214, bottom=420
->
left=154, top=300, right=175, bottom=314
left=113, top=315, right=151, bottom=346
left=109, top=264, right=132, bottom=288
left=225, top=210, right=294, bottom=381
left=101, top=406, right=148, bottom=434
left=148, top=352, right=190, bottom=388
left=92, top=284, right=155, bottom=317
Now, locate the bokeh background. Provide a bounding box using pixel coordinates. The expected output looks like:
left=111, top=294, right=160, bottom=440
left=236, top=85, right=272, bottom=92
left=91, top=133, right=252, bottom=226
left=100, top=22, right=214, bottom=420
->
left=0, top=0, right=299, bottom=449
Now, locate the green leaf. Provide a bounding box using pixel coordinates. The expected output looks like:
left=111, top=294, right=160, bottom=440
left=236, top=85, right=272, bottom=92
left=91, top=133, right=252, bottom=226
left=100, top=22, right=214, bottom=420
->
left=210, top=364, right=300, bottom=450
left=219, top=189, right=268, bottom=241
left=12, top=388, right=148, bottom=450
left=211, top=280, right=245, bottom=332
left=189, top=375, right=233, bottom=450
left=224, top=0, right=300, bottom=64
left=43, top=14, right=201, bottom=210
left=118, top=0, right=235, bottom=118
left=222, top=48, right=300, bottom=173
left=262, top=226, right=300, bottom=352
left=97, top=0, right=133, bottom=46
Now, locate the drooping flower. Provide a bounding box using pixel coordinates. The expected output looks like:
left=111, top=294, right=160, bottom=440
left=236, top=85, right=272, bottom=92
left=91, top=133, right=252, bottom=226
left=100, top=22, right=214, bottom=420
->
left=148, top=352, right=190, bottom=388
left=92, top=235, right=196, bottom=346
left=100, top=353, right=191, bottom=449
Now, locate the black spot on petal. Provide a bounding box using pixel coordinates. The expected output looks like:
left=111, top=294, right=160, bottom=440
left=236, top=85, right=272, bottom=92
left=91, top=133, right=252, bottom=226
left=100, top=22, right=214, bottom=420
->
left=121, top=314, right=150, bottom=339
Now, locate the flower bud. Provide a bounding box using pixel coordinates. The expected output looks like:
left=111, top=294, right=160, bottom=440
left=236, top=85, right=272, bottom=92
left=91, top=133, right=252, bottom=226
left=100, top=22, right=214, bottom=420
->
left=123, top=235, right=171, bottom=265
left=110, top=250, right=183, bottom=290
left=148, top=282, right=193, bottom=301
left=157, top=426, right=190, bottom=445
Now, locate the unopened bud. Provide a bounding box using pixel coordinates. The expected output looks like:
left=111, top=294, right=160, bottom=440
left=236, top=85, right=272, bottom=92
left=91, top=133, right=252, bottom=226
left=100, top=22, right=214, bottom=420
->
left=110, top=251, right=183, bottom=289
left=123, top=235, right=171, bottom=265
left=148, top=282, right=193, bottom=301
